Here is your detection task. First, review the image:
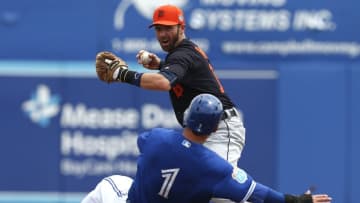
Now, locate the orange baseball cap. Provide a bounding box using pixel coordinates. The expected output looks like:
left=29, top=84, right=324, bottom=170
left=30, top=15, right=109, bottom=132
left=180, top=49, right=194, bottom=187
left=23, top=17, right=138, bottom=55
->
left=149, top=5, right=185, bottom=28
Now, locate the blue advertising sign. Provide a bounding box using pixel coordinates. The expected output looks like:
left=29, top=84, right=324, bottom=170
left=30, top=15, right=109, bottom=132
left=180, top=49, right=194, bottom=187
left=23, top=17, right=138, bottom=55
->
left=106, top=0, right=360, bottom=62
left=0, top=0, right=359, bottom=61
left=0, top=62, right=277, bottom=193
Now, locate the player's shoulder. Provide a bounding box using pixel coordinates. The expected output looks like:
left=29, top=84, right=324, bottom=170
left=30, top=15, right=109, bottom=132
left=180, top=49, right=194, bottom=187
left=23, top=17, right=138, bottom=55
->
left=140, top=128, right=179, bottom=142
left=180, top=38, right=196, bottom=48
left=149, top=128, right=178, bottom=136
left=169, top=39, right=196, bottom=56
left=138, top=128, right=181, bottom=153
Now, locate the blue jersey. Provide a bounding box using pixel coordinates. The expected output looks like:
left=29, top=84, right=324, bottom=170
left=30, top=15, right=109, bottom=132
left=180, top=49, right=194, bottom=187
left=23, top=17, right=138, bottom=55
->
left=127, top=128, right=256, bottom=203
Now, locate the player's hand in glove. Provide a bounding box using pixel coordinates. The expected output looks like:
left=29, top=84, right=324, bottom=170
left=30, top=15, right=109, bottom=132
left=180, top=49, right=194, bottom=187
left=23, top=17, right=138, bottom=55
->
left=136, top=50, right=161, bottom=70
left=95, top=51, right=128, bottom=83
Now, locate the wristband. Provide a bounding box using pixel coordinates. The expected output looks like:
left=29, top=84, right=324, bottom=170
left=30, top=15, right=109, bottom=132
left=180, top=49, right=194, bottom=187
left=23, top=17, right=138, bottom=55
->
left=285, top=194, right=312, bottom=203
left=115, top=66, right=143, bottom=87
left=123, top=70, right=143, bottom=87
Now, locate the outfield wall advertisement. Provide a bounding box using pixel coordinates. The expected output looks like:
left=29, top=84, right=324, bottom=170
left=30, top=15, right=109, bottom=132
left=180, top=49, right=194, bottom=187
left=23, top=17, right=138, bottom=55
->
left=0, top=0, right=358, bottom=202
left=109, top=0, right=360, bottom=62
left=0, top=0, right=359, bottom=61
left=0, top=75, right=178, bottom=191
left=0, top=63, right=277, bottom=192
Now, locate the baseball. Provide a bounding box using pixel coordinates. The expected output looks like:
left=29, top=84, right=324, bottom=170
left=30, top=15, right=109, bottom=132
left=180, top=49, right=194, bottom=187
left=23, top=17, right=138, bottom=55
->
left=104, top=59, right=113, bottom=65
left=140, top=51, right=152, bottom=65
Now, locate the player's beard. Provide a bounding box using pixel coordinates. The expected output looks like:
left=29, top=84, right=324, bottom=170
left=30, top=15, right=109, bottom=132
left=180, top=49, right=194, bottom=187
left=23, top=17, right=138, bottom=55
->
left=159, top=26, right=180, bottom=52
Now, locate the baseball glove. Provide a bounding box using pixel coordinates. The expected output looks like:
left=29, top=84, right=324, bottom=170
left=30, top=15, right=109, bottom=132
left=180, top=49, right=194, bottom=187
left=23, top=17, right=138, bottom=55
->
left=96, top=51, right=128, bottom=83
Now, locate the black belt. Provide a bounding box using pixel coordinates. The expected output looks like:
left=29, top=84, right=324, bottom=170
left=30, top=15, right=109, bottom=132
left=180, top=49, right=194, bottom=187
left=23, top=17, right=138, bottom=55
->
left=222, top=108, right=237, bottom=120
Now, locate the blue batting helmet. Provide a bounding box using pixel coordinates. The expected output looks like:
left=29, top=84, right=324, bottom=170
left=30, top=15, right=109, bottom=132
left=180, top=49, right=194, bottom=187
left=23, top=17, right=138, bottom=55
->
left=183, top=94, right=223, bottom=135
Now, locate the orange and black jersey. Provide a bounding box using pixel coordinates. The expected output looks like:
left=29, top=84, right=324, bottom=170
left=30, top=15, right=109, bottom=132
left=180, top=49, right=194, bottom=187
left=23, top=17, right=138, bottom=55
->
left=159, top=39, right=235, bottom=125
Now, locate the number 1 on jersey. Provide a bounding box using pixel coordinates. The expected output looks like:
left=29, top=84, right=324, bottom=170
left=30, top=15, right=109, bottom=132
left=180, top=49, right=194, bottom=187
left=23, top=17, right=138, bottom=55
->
left=158, top=168, right=180, bottom=198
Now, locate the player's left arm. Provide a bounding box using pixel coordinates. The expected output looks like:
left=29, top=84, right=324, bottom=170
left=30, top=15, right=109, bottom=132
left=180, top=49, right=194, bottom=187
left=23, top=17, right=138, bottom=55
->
left=95, top=51, right=175, bottom=91
left=139, top=72, right=172, bottom=90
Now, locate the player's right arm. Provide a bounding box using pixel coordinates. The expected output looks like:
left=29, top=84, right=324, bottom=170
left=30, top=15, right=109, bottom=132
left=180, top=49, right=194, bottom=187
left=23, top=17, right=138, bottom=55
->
left=136, top=50, right=161, bottom=70
left=138, top=52, right=190, bottom=90
left=212, top=167, right=256, bottom=202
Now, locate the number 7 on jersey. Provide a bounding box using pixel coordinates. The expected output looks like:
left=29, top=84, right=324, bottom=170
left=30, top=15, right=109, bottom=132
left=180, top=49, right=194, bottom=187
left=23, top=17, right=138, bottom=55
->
left=158, top=168, right=180, bottom=198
